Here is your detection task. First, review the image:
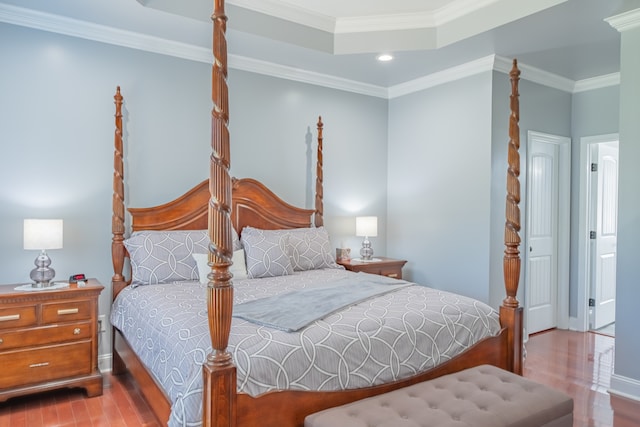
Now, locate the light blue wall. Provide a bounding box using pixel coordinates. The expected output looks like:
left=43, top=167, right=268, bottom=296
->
left=0, top=22, right=212, bottom=358
left=227, top=70, right=389, bottom=254
left=387, top=73, right=493, bottom=303
left=0, top=22, right=388, bottom=359
left=614, top=17, right=640, bottom=394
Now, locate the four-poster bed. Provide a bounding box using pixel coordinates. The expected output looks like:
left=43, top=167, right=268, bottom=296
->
left=110, top=1, right=524, bottom=426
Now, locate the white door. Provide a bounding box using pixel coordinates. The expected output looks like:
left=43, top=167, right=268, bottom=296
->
left=526, top=140, right=559, bottom=333
left=525, top=132, right=571, bottom=335
left=591, top=142, right=619, bottom=330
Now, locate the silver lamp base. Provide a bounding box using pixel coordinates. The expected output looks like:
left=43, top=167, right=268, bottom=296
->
left=30, top=250, right=55, bottom=288
left=360, top=237, right=374, bottom=261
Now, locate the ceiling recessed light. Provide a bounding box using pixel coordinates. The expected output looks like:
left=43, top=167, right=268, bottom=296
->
left=376, top=54, right=393, bottom=62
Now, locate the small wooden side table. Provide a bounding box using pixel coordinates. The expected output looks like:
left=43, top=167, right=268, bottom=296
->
left=337, top=257, right=407, bottom=280
left=0, top=278, right=104, bottom=402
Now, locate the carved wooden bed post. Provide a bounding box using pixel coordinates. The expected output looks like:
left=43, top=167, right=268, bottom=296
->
left=500, top=59, right=524, bottom=375
left=315, top=116, right=324, bottom=227
left=203, top=0, right=237, bottom=426
left=111, top=86, right=125, bottom=287
left=111, top=86, right=127, bottom=375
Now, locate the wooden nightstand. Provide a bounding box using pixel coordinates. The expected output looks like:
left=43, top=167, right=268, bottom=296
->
left=0, top=279, right=104, bottom=402
left=337, top=257, right=407, bottom=279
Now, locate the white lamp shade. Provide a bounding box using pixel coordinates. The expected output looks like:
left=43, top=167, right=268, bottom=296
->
left=356, top=216, right=378, bottom=237
left=23, top=219, right=63, bottom=250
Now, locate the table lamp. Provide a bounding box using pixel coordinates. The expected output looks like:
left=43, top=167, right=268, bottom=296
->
left=23, top=219, right=63, bottom=288
left=356, top=216, right=377, bottom=261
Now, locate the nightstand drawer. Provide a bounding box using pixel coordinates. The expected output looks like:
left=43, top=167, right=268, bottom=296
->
left=0, top=306, right=37, bottom=329
left=0, top=340, right=92, bottom=389
left=42, top=300, right=92, bottom=324
left=0, top=321, right=92, bottom=350
left=377, top=267, right=402, bottom=279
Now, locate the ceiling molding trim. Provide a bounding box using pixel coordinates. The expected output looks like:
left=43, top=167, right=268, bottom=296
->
left=388, top=55, right=496, bottom=99
left=229, top=55, right=388, bottom=99
left=228, top=0, right=336, bottom=33
left=574, top=73, right=620, bottom=93
left=605, top=8, right=640, bottom=32
left=494, top=55, right=575, bottom=93
left=434, top=0, right=500, bottom=25
left=230, top=0, right=498, bottom=35
left=0, top=2, right=385, bottom=97
left=2, top=3, right=613, bottom=99
left=334, top=13, right=436, bottom=34
left=388, top=54, right=576, bottom=98
left=0, top=3, right=212, bottom=64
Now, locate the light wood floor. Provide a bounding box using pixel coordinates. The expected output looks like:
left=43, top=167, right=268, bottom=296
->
left=525, top=329, right=639, bottom=427
left=1, top=329, right=638, bottom=426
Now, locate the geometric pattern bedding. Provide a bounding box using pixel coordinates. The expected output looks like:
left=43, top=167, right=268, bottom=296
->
left=110, top=268, right=501, bottom=427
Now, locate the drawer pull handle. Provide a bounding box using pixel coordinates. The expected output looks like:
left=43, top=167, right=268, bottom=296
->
left=0, top=314, right=20, bottom=322
left=29, top=362, right=50, bottom=368
left=73, top=328, right=81, bottom=335
left=387, top=273, right=398, bottom=278
left=57, top=308, right=79, bottom=315
left=0, top=338, right=3, bottom=344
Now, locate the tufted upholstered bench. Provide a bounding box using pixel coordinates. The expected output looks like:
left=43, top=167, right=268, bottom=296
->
left=304, top=364, right=573, bottom=427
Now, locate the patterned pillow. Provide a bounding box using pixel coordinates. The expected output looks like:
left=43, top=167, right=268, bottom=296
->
left=192, top=250, right=247, bottom=282
left=124, top=230, right=209, bottom=285
left=241, top=227, right=294, bottom=279
left=287, top=227, right=339, bottom=271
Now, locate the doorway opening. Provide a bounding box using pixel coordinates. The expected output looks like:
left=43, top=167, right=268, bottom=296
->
left=576, top=134, right=619, bottom=335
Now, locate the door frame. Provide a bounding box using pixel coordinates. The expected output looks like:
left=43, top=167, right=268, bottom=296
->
left=524, top=131, right=571, bottom=334
left=575, top=133, right=619, bottom=332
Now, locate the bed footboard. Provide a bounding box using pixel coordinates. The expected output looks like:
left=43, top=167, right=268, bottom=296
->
left=235, top=329, right=510, bottom=427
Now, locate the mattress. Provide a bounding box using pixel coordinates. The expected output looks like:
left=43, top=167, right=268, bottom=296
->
left=110, top=268, right=501, bottom=427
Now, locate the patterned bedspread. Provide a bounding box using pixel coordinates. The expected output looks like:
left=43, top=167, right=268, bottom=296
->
left=110, top=268, right=501, bottom=427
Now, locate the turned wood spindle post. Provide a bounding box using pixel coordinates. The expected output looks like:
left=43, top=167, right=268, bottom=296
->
left=315, top=116, right=324, bottom=227
left=203, top=0, right=237, bottom=426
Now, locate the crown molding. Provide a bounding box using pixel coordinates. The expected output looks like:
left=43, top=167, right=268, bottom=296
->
left=0, top=3, right=212, bottom=64
left=0, top=3, right=619, bottom=99
left=494, top=56, right=576, bottom=93
left=574, top=73, right=620, bottom=93
left=0, top=2, right=385, bottom=98
left=605, top=8, right=640, bottom=32
left=389, top=55, right=580, bottom=99
left=433, top=0, right=500, bottom=25
left=229, top=55, right=388, bottom=98
left=334, top=12, right=435, bottom=34
left=229, top=0, right=335, bottom=32
left=230, top=0, right=503, bottom=36
left=388, top=55, right=496, bottom=99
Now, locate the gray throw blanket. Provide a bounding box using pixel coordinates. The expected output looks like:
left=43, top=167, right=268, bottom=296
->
left=232, top=273, right=412, bottom=332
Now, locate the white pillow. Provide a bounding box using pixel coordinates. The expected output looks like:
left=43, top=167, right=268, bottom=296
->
left=192, top=250, right=247, bottom=283
left=232, top=249, right=248, bottom=280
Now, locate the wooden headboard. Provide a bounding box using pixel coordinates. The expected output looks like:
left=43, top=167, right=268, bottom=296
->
left=110, top=88, right=325, bottom=297
left=125, top=177, right=317, bottom=233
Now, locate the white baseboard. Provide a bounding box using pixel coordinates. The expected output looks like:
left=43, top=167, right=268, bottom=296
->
left=610, top=374, right=640, bottom=401
left=568, top=316, right=578, bottom=330
left=98, top=353, right=113, bottom=373
left=568, top=316, right=584, bottom=331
